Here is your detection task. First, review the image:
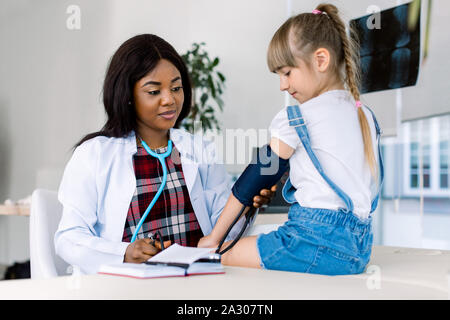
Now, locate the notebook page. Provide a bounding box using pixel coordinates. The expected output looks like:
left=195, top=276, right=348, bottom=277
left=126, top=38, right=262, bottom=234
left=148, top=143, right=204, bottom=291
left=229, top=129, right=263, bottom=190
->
left=148, top=243, right=215, bottom=265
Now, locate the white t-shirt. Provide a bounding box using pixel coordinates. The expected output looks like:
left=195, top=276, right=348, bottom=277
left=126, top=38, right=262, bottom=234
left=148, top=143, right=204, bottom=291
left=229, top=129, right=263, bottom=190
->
left=269, top=90, right=379, bottom=219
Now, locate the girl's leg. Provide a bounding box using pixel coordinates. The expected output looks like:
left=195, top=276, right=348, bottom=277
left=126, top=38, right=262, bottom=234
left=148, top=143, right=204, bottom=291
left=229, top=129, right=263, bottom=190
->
left=221, top=236, right=261, bottom=269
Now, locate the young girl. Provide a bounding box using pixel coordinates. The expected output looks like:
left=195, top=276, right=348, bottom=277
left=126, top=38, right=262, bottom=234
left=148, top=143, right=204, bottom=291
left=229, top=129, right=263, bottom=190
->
left=198, top=3, right=384, bottom=275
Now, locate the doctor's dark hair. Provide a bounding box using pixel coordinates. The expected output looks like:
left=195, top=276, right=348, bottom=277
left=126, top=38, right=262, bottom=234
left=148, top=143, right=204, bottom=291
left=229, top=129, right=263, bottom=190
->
left=75, top=34, right=192, bottom=148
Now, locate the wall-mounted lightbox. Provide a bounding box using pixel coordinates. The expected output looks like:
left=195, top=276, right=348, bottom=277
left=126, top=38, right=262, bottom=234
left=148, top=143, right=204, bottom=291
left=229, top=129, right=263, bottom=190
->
left=350, top=2, right=421, bottom=94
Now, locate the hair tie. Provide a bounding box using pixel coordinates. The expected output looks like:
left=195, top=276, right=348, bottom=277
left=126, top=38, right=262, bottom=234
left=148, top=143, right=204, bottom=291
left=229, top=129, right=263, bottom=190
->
left=312, top=9, right=329, bottom=18
left=356, top=101, right=362, bottom=108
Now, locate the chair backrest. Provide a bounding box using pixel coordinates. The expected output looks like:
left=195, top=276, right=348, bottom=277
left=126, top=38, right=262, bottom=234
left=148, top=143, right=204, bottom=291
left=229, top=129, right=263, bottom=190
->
left=29, top=189, right=69, bottom=279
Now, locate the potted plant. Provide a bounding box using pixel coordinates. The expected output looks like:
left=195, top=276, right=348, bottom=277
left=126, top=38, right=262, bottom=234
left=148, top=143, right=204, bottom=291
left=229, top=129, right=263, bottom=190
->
left=181, top=42, right=226, bottom=132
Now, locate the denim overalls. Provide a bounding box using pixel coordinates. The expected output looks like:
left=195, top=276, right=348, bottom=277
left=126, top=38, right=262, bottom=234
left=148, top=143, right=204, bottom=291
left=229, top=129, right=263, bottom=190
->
left=256, top=104, right=384, bottom=275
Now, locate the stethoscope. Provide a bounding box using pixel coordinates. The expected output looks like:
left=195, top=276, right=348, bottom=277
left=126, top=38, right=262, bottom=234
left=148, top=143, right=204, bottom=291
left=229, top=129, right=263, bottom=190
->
left=129, top=137, right=256, bottom=256
left=130, top=139, right=173, bottom=244
left=215, top=206, right=258, bottom=255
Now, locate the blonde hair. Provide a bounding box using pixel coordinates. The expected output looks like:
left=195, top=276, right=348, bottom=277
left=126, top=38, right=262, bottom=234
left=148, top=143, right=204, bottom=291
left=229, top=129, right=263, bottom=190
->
left=267, top=3, right=377, bottom=179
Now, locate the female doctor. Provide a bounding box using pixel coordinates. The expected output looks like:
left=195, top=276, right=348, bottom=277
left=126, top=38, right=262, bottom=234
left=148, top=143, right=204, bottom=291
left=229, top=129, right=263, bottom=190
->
left=54, top=34, right=275, bottom=275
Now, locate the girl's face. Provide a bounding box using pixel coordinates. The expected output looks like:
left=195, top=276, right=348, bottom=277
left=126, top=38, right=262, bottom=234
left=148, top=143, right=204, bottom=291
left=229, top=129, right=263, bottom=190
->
left=276, top=58, right=320, bottom=104
left=133, top=59, right=184, bottom=134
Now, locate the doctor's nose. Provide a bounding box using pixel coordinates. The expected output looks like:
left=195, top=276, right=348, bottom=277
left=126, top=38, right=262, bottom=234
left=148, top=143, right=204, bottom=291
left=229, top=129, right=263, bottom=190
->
left=160, top=90, right=175, bottom=106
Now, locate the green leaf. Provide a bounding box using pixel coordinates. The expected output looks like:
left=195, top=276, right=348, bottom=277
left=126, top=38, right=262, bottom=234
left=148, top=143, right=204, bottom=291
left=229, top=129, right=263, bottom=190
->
left=200, top=93, right=208, bottom=106
left=216, top=97, right=224, bottom=111
left=217, top=72, right=226, bottom=82
left=207, top=75, right=216, bottom=98
left=212, top=57, right=219, bottom=68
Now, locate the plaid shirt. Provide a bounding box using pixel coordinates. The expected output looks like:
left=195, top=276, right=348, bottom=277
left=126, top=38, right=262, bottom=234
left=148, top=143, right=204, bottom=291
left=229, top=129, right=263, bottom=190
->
left=122, top=144, right=203, bottom=246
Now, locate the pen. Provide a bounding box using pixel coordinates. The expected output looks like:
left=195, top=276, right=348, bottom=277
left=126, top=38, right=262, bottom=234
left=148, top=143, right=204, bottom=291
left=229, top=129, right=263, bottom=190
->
left=148, top=230, right=165, bottom=250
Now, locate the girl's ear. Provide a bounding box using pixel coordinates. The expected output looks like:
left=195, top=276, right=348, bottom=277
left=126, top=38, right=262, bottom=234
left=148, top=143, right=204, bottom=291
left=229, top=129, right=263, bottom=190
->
left=313, top=48, right=331, bottom=72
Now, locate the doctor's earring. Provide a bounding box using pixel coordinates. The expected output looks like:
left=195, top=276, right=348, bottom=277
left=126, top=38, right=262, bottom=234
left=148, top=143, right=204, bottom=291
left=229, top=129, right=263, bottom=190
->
left=128, top=101, right=132, bottom=105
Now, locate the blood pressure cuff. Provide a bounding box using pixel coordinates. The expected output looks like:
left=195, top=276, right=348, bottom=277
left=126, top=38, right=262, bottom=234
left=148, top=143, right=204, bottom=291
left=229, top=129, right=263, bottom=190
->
left=231, top=144, right=289, bottom=207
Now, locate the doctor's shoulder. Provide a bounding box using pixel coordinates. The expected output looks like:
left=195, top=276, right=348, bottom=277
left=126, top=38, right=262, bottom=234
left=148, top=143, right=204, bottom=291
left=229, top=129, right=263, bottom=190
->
left=68, top=134, right=131, bottom=169
left=170, top=128, right=219, bottom=165
left=73, top=134, right=120, bottom=153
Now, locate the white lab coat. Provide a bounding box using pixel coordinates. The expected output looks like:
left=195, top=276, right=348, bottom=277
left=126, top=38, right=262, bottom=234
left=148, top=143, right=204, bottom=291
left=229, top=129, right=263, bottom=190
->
left=55, top=128, right=244, bottom=274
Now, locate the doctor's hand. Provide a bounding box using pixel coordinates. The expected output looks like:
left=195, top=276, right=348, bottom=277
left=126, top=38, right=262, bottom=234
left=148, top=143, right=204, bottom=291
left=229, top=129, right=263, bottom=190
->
left=252, top=184, right=277, bottom=208
left=124, top=238, right=172, bottom=264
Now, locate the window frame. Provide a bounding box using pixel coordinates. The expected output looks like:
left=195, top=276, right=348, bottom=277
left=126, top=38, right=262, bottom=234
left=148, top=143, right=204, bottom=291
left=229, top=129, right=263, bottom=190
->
left=403, top=117, right=450, bottom=197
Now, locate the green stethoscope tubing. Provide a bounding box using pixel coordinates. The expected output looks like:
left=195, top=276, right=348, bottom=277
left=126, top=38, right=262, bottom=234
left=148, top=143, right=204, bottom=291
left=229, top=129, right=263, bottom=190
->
left=130, top=139, right=173, bottom=243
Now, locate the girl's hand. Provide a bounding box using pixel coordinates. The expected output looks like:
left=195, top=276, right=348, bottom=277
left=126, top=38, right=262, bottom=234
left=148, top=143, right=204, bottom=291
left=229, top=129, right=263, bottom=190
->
left=252, top=184, right=277, bottom=208
left=124, top=238, right=172, bottom=263
left=198, top=234, right=220, bottom=249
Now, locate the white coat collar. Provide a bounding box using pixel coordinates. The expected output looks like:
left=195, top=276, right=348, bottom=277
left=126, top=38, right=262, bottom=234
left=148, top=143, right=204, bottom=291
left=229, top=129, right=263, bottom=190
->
left=122, top=128, right=201, bottom=199
left=122, top=129, right=195, bottom=159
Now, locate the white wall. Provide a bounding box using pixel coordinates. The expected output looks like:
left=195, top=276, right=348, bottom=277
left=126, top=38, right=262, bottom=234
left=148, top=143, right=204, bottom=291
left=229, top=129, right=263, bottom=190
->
left=402, top=0, right=450, bottom=122
left=1, top=0, right=449, bottom=264
left=0, top=0, right=112, bottom=264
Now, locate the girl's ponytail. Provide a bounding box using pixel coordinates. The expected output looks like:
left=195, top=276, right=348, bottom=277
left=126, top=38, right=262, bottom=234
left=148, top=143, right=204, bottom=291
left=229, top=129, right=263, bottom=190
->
left=316, top=3, right=378, bottom=180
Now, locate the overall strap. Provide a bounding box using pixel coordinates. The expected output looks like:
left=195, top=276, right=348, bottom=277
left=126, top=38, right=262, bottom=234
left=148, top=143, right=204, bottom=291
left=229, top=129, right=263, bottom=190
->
left=286, top=105, right=354, bottom=213
left=363, top=106, right=385, bottom=214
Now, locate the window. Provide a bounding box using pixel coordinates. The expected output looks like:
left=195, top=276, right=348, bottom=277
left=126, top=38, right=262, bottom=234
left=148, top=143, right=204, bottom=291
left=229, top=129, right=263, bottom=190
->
left=403, top=115, right=450, bottom=197
left=422, top=143, right=431, bottom=188
left=440, top=141, right=449, bottom=188
left=410, top=142, right=419, bottom=188
left=440, top=117, right=449, bottom=189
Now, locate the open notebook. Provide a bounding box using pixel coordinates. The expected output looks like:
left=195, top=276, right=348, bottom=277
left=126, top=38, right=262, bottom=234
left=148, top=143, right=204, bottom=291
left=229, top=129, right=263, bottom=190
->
left=98, top=244, right=224, bottom=279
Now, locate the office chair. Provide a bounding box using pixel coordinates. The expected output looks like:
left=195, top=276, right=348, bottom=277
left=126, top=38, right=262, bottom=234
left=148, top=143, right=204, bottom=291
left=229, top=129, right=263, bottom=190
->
left=29, top=189, right=69, bottom=279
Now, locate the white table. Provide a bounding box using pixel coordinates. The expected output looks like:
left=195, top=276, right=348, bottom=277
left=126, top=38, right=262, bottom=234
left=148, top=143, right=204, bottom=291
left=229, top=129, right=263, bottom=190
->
left=0, top=245, right=448, bottom=300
